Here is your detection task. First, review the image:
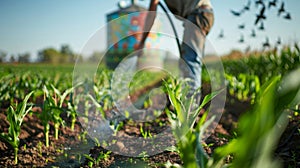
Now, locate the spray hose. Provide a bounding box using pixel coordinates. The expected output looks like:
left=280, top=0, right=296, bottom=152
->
left=158, top=2, right=182, bottom=57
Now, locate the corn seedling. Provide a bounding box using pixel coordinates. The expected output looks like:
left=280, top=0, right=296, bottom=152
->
left=211, top=70, right=300, bottom=168
left=67, top=101, right=77, bottom=131
left=163, top=69, right=299, bottom=168
left=138, top=151, right=149, bottom=160
left=37, top=141, right=43, bottom=157
left=79, top=131, right=88, bottom=144
left=38, top=85, right=54, bottom=147
left=93, top=85, right=113, bottom=112
left=51, top=107, right=64, bottom=140
left=51, top=84, right=81, bottom=139
left=93, top=137, right=101, bottom=147
left=67, top=89, right=81, bottom=131
left=112, top=121, right=124, bottom=135
left=163, top=78, right=220, bottom=168
left=0, top=91, right=33, bottom=164
left=98, top=151, right=111, bottom=161
left=140, top=125, right=153, bottom=139
left=225, top=73, right=260, bottom=103
left=87, top=93, right=106, bottom=119
left=83, top=154, right=95, bottom=168
left=84, top=150, right=111, bottom=168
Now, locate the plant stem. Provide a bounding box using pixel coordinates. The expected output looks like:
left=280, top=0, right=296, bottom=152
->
left=14, top=147, right=18, bottom=165
left=71, top=117, right=76, bottom=131
left=55, top=124, right=59, bottom=140
left=45, top=124, right=49, bottom=147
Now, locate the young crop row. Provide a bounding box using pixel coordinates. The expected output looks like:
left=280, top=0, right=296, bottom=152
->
left=223, top=44, right=300, bottom=83
left=0, top=65, right=165, bottom=165
left=160, top=45, right=300, bottom=167
left=0, top=85, right=81, bottom=164
left=221, top=44, right=300, bottom=103
left=0, top=66, right=73, bottom=108
left=0, top=45, right=299, bottom=166
left=0, top=65, right=113, bottom=165
left=163, top=72, right=300, bottom=168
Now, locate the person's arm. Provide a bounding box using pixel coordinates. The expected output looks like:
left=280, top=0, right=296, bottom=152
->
left=138, top=0, right=160, bottom=51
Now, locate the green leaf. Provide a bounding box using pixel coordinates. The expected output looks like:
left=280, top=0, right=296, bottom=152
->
left=276, top=68, right=300, bottom=112
left=83, top=154, right=95, bottom=162
left=196, top=116, right=215, bottom=168
left=193, top=89, right=223, bottom=120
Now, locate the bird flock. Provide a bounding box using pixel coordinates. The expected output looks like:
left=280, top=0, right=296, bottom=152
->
left=217, top=0, right=292, bottom=50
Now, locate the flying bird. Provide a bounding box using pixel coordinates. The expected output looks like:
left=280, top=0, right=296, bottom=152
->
left=262, top=37, right=270, bottom=48
left=218, top=29, right=224, bottom=39
left=278, top=2, right=285, bottom=16
left=238, top=34, right=245, bottom=43
left=230, top=9, right=243, bottom=16
left=276, top=37, right=281, bottom=45
left=268, top=0, right=277, bottom=9
left=255, top=5, right=266, bottom=25
left=284, top=12, right=291, bottom=20
left=243, top=0, right=251, bottom=11
left=255, top=0, right=264, bottom=8
left=250, top=29, right=256, bottom=37
left=258, top=22, right=265, bottom=31
left=238, top=23, right=245, bottom=29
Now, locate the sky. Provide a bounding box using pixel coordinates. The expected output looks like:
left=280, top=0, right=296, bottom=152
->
left=0, top=0, right=299, bottom=61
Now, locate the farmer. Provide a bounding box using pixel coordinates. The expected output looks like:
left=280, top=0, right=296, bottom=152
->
left=138, top=0, right=214, bottom=101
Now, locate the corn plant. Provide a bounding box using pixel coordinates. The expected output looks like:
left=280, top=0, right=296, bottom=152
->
left=0, top=74, right=17, bottom=105
left=163, top=69, right=300, bottom=168
left=83, top=151, right=111, bottom=168
left=38, top=83, right=80, bottom=146
left=38, top=85, right=54, bottom=147
left=225, top=73, right=260, bottom=103
left=208, top=69, right=300, bottom=168
left=140, top=125, right=153, bottom=139
left=87, top=93, right=106, bottom=119
left=93, top=85, right=113, bottom=112
left=51, top=107, right=64, bottom=140
left=163, top=78, right=220, bottom=168
left=0, top=91, right=33, bottom=164
left=67, top=96, right=77, bottom=131
left=223, top=44, right=300, bottom=85
left=46, top=84, right=80, bottom=140
left=50, top=84, right=70, bottom=139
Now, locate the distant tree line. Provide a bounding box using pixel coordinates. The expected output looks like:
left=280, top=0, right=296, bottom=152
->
left=37, top=44, right=76, bottom=64
left=0, top=44, right=110, bottom=64
left=0, top=50, right=31, bottom=63
left=0, top=44, right=80, bottom=64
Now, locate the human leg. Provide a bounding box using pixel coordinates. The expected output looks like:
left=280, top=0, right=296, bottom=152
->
left=180, top=8, right=214, bottom=99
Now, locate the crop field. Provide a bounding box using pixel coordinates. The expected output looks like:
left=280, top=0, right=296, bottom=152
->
left=0, top=46, right=300, bottom=167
